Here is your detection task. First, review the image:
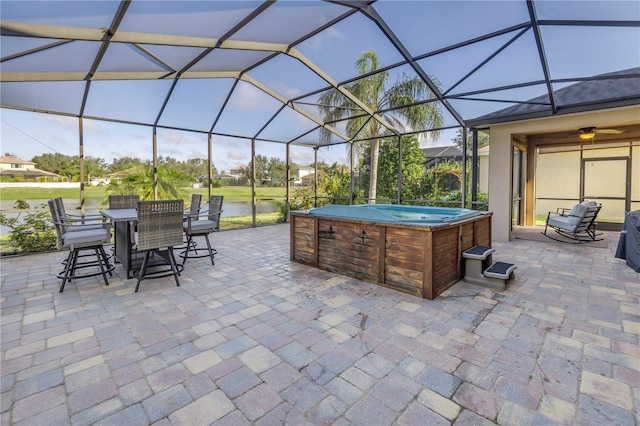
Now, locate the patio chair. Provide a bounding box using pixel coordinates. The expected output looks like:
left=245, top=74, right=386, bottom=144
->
left=543, top=200, right=603, bottom=243
left=134, top=199, right=184, bottom=292
left=180, top=195, right=223, bottom=265
left=53, top=197, right=104, bottom=230
left=108, top=194, right=140, bottom=252
left=181, top=194, right=202, bottom=250
left=48, top=199, right=115, bottom=292
left=108, top=194, right=140, bottom=209
left=52, top=197, right=112, bottom=265
left=185, top=194, right=203, bottom=218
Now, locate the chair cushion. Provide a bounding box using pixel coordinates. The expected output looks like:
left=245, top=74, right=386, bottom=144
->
left=184, top=219, right=217, bottom=234
left=548, top=215, right=572, bottom=231
left=568, top=204, right=589, bottom=226
left=62, top=228, right=110, bottom=247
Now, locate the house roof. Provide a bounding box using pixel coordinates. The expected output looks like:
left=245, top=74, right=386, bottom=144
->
left=422, top=145, right=464, bottom=168
left=0, top=155, right=35, bottom=165
left=467, top=67, right=640, bottom=127
left=422, top=146, right=463, bottom=159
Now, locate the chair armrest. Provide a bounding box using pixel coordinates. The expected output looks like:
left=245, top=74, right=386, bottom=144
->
left=66, top=212, right=103, bottom=218
left=185, top=210, right=223, bottom=220
left=549, top=211, right=581, bottom=220
left=52, top=219, right=111, bottom=230
left=547, top=210, right=581, bottom=223
left=183, top=211, right=201, bottom=221
left=183, top=206, right=203, bottom=214
left=63, top=213, right=106, bottom=224
left=547, top=211, right=561, bottom=220
left=555, top=207, right=571, bottom=215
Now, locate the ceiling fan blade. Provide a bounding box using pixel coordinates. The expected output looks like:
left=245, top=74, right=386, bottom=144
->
left=594, top=129, right=623, bottom=134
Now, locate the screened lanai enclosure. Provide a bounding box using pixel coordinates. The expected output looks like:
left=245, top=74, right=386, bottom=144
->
left=1, top=1, right=639, bottom=238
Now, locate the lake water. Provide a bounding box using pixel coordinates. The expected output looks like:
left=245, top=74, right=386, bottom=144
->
left=1, top=198, right=279, bottom=217
left=0, top=198, right=279, bottom=235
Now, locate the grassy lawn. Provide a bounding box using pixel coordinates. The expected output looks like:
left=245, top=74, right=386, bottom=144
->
left=192, top=186, right=286, bottom=201
left=221, top=212, right=282, bottom=230
left=0, top=186, right=108, bottom=201
left=0, top=186, right=287, bottom=204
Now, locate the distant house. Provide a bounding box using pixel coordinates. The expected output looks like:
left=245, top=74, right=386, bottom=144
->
left=421, top=146, right=463, bottom=168
left=227, top=168, right=247, bottom=183
left=0, top=155, right=61, bottom=181
left=88, top=177, right=110, bottom=186
left=292, top=165, right=315, bottom=186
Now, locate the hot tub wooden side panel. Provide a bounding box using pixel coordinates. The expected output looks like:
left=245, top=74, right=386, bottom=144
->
left=384, top=227, right=426, bottom=297
left=474, top=216, right=492, bottom=246
left=427, top=215, right=492, bottom=297
left=431, top=227, right=460, bottom=295
left=317, top=219, right=381, bottom=283
left=291, top=214, right=316, bottom=264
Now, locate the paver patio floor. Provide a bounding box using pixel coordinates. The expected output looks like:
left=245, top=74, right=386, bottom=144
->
left=1, top=224, right=638, bottom=425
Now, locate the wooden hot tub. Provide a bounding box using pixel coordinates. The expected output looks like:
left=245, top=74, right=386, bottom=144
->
left=290, top=204, right=492, bottom=299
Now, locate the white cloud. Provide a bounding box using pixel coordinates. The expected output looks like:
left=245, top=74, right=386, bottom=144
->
left=291, top=150, right=313, bottom=165
left=302, top=25, right=342, bottom=52
left=226, top=150, right=246, bottom=161
left=229, top=82, right=270, bottom=111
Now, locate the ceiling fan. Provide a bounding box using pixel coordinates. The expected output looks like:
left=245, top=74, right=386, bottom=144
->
left=578, top=127, right=624, bottom=140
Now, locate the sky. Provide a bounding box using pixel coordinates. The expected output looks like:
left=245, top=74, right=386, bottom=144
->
left=1, top=1, right=638, bottom=173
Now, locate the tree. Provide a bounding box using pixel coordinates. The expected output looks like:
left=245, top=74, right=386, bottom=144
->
left=31, top=152, right=107, bottom=182
left=107, top=163, right=189, bottom=200
left=243, top=155, right=285, bottom=185
left=267, top=157, right=286, bottom=185
left=110, top=156, right=143, bottom=173
left=83, top=156, right=108, bottom=182
left=362, top=134, right=428, bottom=201
left=243, top=155, right=269, bottom=183
left=182, top=158, right=215, bottom=182
left=451, top=129, right=490, bottom=150
left=318, top=50, right=443, bottom=203
left=318, top=162, right=357, bottom=204
left=31, top=153, right=74, bottom=176
left=157, top=156, right=181, bottom=170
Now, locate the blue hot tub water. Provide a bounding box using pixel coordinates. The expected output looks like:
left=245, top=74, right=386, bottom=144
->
left=307, top=204, right=483, bottom=224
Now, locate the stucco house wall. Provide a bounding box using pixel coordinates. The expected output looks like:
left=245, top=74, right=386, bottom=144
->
left=478, top=146, right=489, bottom=194
left=487, top=105, right=640, bottom=242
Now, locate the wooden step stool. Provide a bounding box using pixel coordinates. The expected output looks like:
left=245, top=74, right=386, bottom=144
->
left=462, top=245, right=516, bottom=291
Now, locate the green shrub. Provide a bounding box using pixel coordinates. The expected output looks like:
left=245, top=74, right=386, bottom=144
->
left=276, top=186, right=321, bottom=222
left=0, top=200, right=57, bottom=254
left=440, top=190, right=489, bottom=210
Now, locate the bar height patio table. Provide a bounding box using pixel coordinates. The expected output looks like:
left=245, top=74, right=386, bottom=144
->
left=101, top=208, right=139, bottom=278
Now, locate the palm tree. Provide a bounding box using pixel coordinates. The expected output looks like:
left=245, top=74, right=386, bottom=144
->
left=106, top=163, right=189, bottom=201
left=318, top=50, right=444, bottom=203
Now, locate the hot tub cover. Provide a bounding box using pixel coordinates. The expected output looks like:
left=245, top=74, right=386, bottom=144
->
left=307, top=204, right=483, bottom=224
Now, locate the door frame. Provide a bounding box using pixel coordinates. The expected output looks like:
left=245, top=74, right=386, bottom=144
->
left=581, top=155, right=630, bottom=231
left=511, top=140, right=527, bottom=230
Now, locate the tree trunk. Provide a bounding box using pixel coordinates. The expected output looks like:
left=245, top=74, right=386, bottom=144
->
left=369, top=138, right=379, bottom=203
